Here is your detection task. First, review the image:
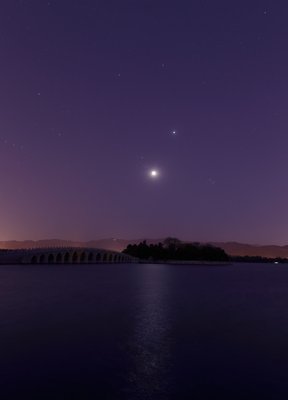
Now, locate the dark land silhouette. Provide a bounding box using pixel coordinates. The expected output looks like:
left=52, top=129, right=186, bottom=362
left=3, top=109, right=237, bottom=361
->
left=1, top=238, right=288, bottom=260
left=122, top=238, right=229, bottom=262
left=231, top=255, right=288, bottom=264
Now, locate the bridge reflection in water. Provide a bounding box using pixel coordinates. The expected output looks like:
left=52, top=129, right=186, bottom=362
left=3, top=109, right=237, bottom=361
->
left=0, top=248, right=137, bottom=265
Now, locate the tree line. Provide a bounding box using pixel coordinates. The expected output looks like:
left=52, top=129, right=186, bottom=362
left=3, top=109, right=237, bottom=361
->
left=231, top=255, right=288, bottom=263
left=122, top=238, right=229, bottom=262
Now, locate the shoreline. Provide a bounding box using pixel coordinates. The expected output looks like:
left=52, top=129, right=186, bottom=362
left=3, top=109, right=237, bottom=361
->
left=139, top=260, right=232, bottom=265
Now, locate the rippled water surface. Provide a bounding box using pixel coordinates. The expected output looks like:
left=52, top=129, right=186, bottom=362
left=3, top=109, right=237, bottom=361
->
left=1, top=263, right=288, bottom=399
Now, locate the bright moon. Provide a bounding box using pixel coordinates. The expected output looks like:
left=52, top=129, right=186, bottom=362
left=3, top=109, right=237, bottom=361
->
left=150, top=170, right=159, bottom=178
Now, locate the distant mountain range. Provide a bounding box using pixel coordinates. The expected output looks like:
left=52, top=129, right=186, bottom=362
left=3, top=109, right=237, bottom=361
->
left=1, top=239, right=288, bottom=258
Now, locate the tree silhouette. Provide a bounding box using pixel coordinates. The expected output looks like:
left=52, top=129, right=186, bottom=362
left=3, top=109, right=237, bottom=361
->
left=123, top=238, right=229, bottom=262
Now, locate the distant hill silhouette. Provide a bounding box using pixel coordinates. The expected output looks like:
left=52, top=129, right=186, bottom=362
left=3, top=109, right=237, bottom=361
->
left=0, top=239, right=288, bottom=258
left=212, top=242, right=288, bottom=259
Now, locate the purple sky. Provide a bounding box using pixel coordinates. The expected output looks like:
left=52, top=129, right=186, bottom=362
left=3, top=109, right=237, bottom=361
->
left=0, top=0, right=287, bottom=244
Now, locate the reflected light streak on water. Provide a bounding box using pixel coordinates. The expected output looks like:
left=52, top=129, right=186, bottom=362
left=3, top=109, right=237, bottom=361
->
left=127, top=264, right=172, bottom=399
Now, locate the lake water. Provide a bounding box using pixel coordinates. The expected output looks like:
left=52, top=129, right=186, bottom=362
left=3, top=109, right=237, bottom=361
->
left=1, top=263, right=288, bottom=399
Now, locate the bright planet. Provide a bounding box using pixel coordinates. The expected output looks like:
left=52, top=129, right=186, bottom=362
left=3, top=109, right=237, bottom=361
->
left=150, top=170, right=159, bottom=178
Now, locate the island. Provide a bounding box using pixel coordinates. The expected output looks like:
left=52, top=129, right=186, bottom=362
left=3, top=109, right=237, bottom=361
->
left=122, top=238, right=230, bottom=264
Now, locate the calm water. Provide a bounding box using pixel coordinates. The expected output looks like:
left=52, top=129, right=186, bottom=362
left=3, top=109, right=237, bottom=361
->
left=1, top=263, right=288, bottom=399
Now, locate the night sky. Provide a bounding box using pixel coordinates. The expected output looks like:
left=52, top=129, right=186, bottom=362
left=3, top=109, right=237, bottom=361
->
left=1, top=0, right=287, bottom=244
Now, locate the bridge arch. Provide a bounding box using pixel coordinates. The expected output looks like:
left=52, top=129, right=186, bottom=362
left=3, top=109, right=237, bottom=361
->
left=80, top=252, right=87, bottom=263
left=64, top=252, right=70, bottom=263
left=72, top=252, right=78, bottom=263
left=48, top=254, right=55, bottom=264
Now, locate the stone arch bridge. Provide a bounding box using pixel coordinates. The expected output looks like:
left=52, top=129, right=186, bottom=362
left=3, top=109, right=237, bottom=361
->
left=0, top=248, right=137, bottom=265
